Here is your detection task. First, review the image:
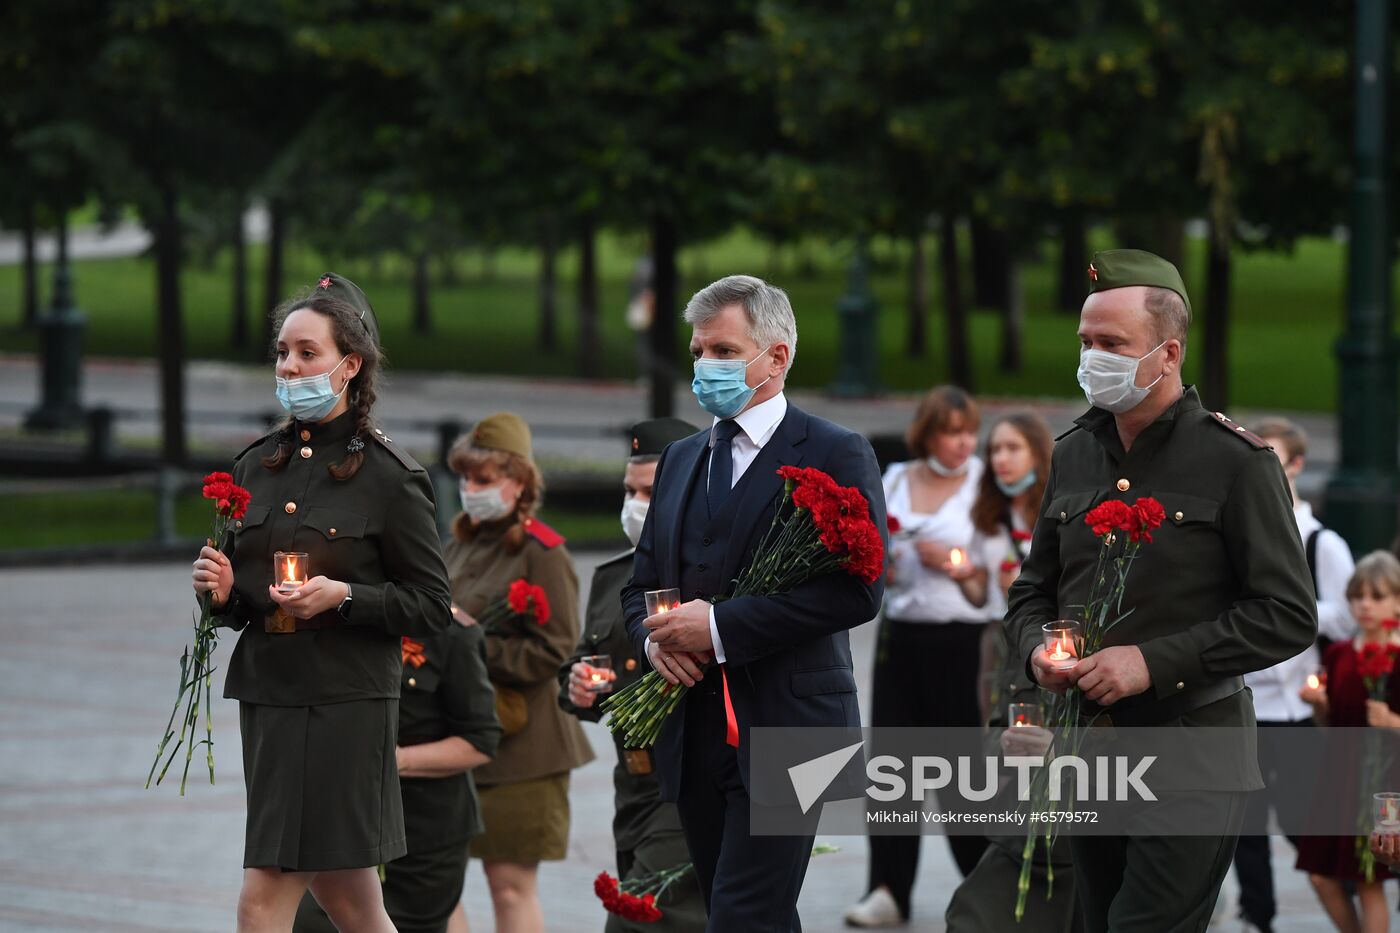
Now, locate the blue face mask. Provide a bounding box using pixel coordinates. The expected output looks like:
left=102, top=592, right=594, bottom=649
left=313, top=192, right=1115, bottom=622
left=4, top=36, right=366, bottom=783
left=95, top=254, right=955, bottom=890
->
left=276, top=356, right=349, bottom=422
left=996, top=470, right=1037, bottom=497
left=691, top=346, right=772, bottom=419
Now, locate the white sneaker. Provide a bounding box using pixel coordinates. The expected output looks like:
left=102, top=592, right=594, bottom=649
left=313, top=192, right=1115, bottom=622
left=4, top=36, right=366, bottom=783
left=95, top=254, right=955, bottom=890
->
left=843, top=888, right=905, bottom=928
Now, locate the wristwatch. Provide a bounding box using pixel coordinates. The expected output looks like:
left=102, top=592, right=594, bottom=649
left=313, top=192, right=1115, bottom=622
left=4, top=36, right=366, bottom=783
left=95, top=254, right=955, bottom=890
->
left=337, top=583, right=353, bottom=620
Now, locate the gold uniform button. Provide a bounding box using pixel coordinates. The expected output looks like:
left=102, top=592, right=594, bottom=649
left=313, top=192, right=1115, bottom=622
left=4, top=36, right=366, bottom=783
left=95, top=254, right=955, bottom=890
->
left=284, top=501, right=297, bottom=514
left=625, top=659, right=637, bottom=671
left=329, top=528, right=337, bottom=536
left=300, top=446, right=312, bottom=459
left=1059, top=511, right=1067, bottom=521
left=300, top=429, right=311, bottom=442
left=1174, top=511, right=1184, bottom=521
left=1175, top=681, right=1185, bottom=690
left=1116, top=478, right=1130, bottom=492
left=235, top=520, right=243, bottom=529
left=408, top=677, right=417, bottom=687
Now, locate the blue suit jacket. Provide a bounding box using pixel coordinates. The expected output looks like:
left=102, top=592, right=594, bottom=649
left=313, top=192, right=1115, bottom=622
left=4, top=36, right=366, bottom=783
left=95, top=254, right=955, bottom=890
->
left=622, top=403, right=887, bottom=802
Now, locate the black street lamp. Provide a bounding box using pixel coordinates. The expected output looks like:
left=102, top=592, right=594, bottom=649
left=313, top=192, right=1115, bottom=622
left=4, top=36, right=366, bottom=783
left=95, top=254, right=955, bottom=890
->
left=24, top=219, right=87, bottom=431
left=1326, top=0, right=1399, bottom=552
left=830, top=236, right=882, bottom=398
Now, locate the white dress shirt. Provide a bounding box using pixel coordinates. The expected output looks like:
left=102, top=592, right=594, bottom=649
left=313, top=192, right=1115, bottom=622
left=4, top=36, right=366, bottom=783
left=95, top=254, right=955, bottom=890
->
left=1244, top=500, right=1357, bottom=721
left=706, top=392, right=788, bottom=663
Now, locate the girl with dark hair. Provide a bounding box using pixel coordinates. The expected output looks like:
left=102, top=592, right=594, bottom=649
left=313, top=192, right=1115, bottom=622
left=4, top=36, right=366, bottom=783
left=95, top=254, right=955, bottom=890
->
left=191, top=273, right=453, bottom=932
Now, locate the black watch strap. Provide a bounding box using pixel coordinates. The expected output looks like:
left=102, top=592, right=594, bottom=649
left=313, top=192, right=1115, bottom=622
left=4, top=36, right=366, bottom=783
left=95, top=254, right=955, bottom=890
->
left=337, top=583, right=353, bottom=620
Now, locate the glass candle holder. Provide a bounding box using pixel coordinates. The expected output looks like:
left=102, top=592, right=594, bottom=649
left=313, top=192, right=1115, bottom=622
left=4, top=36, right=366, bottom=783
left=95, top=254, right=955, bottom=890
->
left=581, top=655, right=616, bottom=694
left=1041, top=620, right=1082, bottom=672
left=1008, top=703, right=1042, bottom=728
left=645, top=588, right=682, bottom=617
left=1306, top=667, right=1328, bottom=692
left=274, top=551, right=309, bottom=593
left=1377, top=793, right=1400, bottom=834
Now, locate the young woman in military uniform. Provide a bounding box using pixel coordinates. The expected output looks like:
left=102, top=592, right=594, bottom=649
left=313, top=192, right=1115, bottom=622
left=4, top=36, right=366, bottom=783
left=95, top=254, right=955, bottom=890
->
left=444, top=413, right=594, bottom=933
left=190, top=274, right=453, bottom=933
left=293, top=619, right=502, bottom=933
left=558, top=417, right=707, bottom=933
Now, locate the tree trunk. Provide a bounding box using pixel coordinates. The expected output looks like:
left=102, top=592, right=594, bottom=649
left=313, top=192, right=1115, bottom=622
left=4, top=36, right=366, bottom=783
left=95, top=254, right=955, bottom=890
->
left=538, top=218, right=558, bottom=351
left=155, top=179, right=187, bottom=465
left=970, top=219, right=1012, bottom=312
left=649, top=215, right=679, bottom=418
left=21, top=196, right=39, bottom=329
left=412, top=250, right=432, bottom=335
left=577, top=213, right=600, bottom=378
left=230, top=196, right=248, bottom=349
left=261, top=197, right=286, bottom=356
left=939, top=215, right=973, bottom=390
left=906, top=232, right=927, bottom=359
left=1202, top=221, right=1231, bottom=412
left=1057, top=212, right=1087, bottom=314
left=1000, top=260, right=1024, bottom=373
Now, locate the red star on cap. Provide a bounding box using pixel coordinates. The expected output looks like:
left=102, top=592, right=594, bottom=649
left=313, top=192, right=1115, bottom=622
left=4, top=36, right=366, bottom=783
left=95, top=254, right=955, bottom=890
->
left=318, top=275, right=332, bottom=289
left=1087, top=264, right=1098, bottom=282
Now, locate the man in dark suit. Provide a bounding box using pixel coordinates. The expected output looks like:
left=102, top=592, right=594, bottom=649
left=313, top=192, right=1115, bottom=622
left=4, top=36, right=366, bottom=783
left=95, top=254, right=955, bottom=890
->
left=622, top=274, right=887, bottom=932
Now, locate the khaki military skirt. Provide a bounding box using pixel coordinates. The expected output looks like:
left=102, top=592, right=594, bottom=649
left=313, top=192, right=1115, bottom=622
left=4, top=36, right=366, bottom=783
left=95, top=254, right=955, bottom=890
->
left=471, top=772, right=571, bottom=863
left=240, top=699, right=406, bottom=871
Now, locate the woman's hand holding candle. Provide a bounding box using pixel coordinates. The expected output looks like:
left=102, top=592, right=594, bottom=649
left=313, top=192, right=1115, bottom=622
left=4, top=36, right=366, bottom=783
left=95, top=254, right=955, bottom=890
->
left=267, top=577, right=349, bottom=619
left=914, top=539, right=954, bottom=572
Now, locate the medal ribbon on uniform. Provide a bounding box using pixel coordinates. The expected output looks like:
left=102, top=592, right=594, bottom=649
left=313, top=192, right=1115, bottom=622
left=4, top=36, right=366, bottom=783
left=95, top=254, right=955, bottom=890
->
left=401, top=637, right=427, bottom=668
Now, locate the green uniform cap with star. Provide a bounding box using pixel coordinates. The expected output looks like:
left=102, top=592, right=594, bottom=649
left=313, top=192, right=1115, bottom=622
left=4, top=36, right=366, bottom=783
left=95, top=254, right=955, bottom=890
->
left=1087, top=249, right=1192, bottom=317
left=314, top=272, right=381, bottom=345
left=628, top=417, right=699, bottom=456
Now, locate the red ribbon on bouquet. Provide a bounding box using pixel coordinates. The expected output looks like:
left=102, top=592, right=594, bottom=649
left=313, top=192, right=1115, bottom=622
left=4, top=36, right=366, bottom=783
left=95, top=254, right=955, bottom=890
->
left=721, top=666, right=739, bottom=747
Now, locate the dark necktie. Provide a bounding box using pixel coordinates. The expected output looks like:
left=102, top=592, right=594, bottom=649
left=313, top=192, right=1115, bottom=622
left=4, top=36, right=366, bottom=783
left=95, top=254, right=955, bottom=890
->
left=708, top=420, right=742, bottom=515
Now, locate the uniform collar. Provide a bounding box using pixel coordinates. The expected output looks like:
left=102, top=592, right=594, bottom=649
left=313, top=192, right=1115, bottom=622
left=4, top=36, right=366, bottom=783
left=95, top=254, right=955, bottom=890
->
left=1072, top=385, right=1201, bottom=432
left=295, top=409, right=358, bottom=444
left=711, top=391, right=788, bottom=448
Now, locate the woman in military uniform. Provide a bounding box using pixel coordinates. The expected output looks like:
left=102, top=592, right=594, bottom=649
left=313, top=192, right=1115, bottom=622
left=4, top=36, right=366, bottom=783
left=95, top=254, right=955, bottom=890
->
left=445, top=413, right=594, bottom=932
left=293, top=620, right=502, bottom=933
left=190, top=273, right=453, bottom=932
left=558, top=417, right=706, bottom=932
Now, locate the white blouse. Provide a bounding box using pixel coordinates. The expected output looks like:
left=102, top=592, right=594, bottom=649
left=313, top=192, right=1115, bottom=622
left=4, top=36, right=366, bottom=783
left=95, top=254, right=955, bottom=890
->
left=969, top=510, right=1032, bottom=623
left=882, top=458, right=985, bottom=623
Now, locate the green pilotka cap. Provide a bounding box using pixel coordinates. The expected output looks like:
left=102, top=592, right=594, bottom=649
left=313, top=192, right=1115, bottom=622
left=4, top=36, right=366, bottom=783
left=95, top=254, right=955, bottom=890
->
left=470, top=412, right=533, bottom=462
left=628, top=417, right=699, bottom=456
left=314, top=272, right=380, bottom=345
left=1087, top=250, right=1192, bottom=317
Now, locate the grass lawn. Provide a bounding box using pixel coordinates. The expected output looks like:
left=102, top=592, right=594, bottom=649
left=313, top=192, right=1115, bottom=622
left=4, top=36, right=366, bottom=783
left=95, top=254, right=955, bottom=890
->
left=0, top=226, right=1370, bottom=412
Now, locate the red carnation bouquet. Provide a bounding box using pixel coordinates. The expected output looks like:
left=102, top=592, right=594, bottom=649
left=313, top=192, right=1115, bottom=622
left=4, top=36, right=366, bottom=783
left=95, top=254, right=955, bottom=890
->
left=603, top=465, right=883, bottom=748
left=1015, top=495, right=1164, bottom=920
left=1357, top=635, right=1400, bottom=880
left=148, top=472, right=251, bottom=794
left=477, top=578, right=551, bottom=631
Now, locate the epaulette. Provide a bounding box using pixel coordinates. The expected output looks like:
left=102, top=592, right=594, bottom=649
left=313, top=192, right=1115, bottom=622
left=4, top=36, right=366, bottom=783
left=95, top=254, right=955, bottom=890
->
left=368, top=427, right=424, bottom=471
left=522, top=516, right=565, bottom=548
left=1208, top=411, right=1271, bottom=450
left=1054, top=424, right=1084, bottom=442
left=233, top=429, right=279, bottom=462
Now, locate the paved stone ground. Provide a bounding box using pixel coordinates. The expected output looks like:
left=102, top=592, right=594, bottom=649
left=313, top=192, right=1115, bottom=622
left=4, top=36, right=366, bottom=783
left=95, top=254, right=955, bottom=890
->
left=0, top=558, right=1362, bottom=932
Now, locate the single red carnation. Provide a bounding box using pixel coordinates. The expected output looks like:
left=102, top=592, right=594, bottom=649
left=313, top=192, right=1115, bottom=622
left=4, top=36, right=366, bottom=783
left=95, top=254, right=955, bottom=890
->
left=1130, top=497, right=1166, bottom=543
left=1085, top=499, right=1135, bottom=538
left=1000, top=558, right=1020, bottom=573
left=507, top=578, right=532, bottom=615
left=529, top=584, right=551, bottom=625
left=202, top=476, right=251, bottom=520
left=887, top=514, right=901, bottom=534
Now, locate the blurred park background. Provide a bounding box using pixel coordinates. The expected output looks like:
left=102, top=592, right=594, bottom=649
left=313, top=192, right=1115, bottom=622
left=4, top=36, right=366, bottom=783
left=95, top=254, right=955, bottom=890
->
left=1, top=0, right=1396, bottom=558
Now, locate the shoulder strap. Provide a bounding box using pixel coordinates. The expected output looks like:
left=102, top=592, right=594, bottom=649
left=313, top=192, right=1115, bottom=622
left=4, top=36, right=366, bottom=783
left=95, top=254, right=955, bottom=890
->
left=1207, top=410, right=1271, bottom=449
left=522, top=516, right=565, bottom=549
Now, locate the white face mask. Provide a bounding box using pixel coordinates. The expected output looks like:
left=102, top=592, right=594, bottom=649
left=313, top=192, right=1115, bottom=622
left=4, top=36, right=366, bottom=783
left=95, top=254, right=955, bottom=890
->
left=1077, top=341, right=1167, bottom=414
left=926, top=455, right=970, bottom=478
left=620, top=497, right=649, bottom=547
left=460, top=484, right=514, bottom=523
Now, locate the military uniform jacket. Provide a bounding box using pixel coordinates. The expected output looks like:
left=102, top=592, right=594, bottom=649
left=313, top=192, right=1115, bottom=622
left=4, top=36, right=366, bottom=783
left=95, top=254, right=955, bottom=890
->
left=399, top=623, right=503, bottom=850
left=444, top=517, right=595, bottom=785
left=558, top=550, right=684, bottom=852
left=215, top=412, right=453, bottom=706
left=1007, top=387, right=1317, bottom=789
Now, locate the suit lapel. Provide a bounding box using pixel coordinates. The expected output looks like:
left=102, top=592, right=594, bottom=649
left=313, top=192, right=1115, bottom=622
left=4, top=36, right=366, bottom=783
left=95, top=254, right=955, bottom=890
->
left=718, top=406, right=809, bottom=585
left=662, top=432, right=709, bottom=587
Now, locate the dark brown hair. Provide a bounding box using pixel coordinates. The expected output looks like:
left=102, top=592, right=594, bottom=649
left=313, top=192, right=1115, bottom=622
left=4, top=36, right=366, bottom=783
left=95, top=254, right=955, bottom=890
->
left=970, top=412, right=1054, bottom=535
left=905, top=385, right=980, bottom=458
left=260, top=292, right=382, bottom=481
left=447, top=440, right=545, bottom=551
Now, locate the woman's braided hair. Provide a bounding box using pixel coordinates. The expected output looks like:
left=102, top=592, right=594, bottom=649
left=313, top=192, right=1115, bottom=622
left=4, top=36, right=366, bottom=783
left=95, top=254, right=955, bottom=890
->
left=260, top=292, right=381, bottom=481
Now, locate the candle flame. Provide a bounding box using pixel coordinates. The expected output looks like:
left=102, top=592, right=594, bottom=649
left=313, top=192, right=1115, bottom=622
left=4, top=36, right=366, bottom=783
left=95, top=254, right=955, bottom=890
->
left=1307, top=674, right=1320, bottom=690
left=285, top=555, right=298, bottom=582
left=950, top=548, right=965, bottom=567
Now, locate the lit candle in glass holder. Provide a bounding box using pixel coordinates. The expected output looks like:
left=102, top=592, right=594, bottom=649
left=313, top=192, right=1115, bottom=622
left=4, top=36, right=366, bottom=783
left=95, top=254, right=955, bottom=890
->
left=1008, top=703, right=1042, bottom=728
left=949, top=547, right=966, bottom=568
left=1041, top=620, right=1082, bottom=672
left=1306, top=667, right=1327, bottom=692
left=1376, top=792, right=1400, bottom=834
left=274, top=551, right=309, bottom=593
left=644, top=588, right=682, bottom=617
left=581, top=654, right=615, bottom=693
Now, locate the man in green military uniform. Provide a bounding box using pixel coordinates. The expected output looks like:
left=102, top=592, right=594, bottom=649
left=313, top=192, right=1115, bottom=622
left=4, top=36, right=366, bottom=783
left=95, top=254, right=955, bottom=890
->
left=558, top=417, right=707, bottom=932
left=1006, top=250, right=1317, bottom=932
